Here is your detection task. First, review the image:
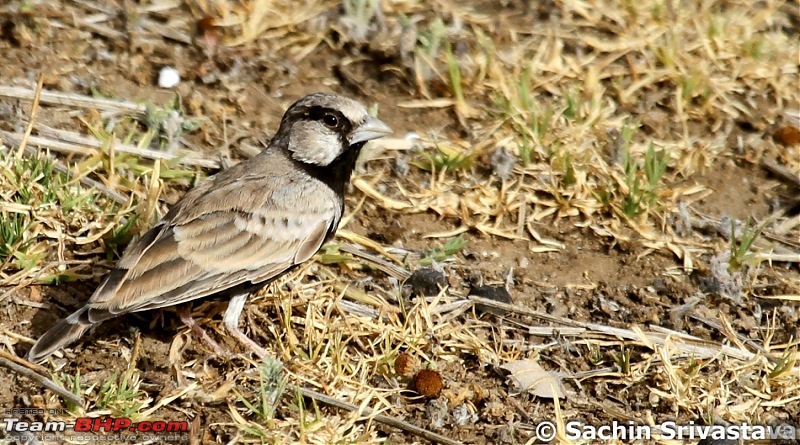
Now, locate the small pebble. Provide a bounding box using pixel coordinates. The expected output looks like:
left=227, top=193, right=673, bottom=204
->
left=158, top=66, right=181, bottom=88
left=489, top=146, right=517, bottom=180
left=393, top=157, right=410, bottom=177
left=469, top=285, right=513, bottom=315
left=404, top=268, right=447, bottom=297
left=425, top=397, right=449, bottom=428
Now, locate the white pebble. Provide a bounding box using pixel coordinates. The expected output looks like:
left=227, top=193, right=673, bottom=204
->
left=158, top=67, right=181, bottom=88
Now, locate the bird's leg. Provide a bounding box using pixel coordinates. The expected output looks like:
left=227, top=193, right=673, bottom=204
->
left=223, top=293, right=268, bottom=358
left=176, top=303, right=231, bottom=357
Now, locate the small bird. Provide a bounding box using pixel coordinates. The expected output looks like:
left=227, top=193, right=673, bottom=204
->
left=28, top=93, right=392, bottom=362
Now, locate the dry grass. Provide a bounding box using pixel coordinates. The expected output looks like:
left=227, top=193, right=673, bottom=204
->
left=0, top=0, right=799, bottom=443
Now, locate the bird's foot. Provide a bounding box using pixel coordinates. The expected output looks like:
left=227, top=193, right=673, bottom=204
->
left=223, top=293, right=268, bottom=358
left=226, top=326, right=268, bottom=358
left=176, top=303, right=236, bottom=358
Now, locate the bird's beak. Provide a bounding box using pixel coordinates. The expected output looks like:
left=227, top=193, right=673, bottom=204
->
left=349, top=117, right=392, bottom=145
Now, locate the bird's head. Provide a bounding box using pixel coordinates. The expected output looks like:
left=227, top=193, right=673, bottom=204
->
left=277, top=93, right=392, bottom=166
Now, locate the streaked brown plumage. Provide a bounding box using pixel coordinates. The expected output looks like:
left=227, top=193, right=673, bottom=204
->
left=28, top=93, right=392, bottom=363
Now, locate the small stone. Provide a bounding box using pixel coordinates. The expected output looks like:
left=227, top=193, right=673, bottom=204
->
left=425, top=397, right=449, bottom=428
left=393, top=157, right=410, bottom=177
left=28, top=287, right=42, bottom=303
left=470, top=285, right=512, bottom=315
left=489, top=146, right=517, bottom=180
left=158, top=67, right=181, bottom=88
left=404, top=268, right=447, bottom=297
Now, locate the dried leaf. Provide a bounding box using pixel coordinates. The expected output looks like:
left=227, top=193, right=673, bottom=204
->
left=500, top=359, right=566, bottom=399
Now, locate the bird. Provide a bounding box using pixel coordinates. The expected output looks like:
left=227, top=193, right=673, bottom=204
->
left=27, top=92, right=392, bottom=363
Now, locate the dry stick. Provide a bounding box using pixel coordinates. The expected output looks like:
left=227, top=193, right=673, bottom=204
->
left=338, top=244, right=412, bottom=280
left=467, top=295, right=756, bottom=361
left=137, top=0, right=182, bottom=14
left=0, top=350, right=84, bottom=406
left=293, top=385, right=464, bottom=445
left=81, top=21, right=126, bottom=41
left=688, top=315, right=777, bottom=362
left=761, top=158, right=800, bottom=189
left=139, top=18, right=192, bottom=44
left=71, top=0, right=116, bottom=15
left=0, top=85, right=146, bottom=115
left=14, top=74, right=44, bottom=159
left=755, top=252, right=800, bottom=263
left=1, top=131, right=220, bottom=169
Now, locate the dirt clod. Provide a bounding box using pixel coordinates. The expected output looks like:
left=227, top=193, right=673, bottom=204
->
left=404, top=268, right=447, bottom=297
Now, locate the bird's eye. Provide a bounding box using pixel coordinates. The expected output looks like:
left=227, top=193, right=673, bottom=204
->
left=322, top=113, right=338, bottom=127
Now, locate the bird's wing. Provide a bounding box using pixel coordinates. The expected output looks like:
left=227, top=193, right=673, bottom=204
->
left=83, top=176, right=337, bottom=322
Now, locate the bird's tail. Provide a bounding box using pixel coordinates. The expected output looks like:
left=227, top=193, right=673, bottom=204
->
left=27, top=307, right=94, bottom=363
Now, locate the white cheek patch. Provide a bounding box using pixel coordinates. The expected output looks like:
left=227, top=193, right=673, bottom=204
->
left=288, top=122, right=344, bottom=166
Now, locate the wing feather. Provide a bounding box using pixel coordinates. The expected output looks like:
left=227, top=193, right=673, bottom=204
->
left=113, top=257, right=204, bottom=310
left=176, top=218, right=252, bottom=257
left=84, top=193, right=338, bottom=317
